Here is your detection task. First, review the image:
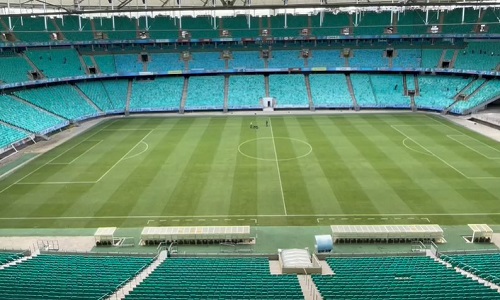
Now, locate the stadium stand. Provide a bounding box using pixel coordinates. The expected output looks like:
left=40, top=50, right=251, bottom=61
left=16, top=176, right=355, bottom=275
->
left=268, top=50, right=304, bottom=68
left=15, top=85, right=98, bottom=120
left=189, top=52, right=225, bottom=70
left=0, top=95, right=67, bottom=133
left=369, top=75, right=410, bottom=108
left=228, top=75, right=265, bottom=109
left=454, top=42, right=500, bottom=71
left=114, top=54, right=143, bottom=73
left=185, top=76, right=224, bottom=110
left=309, top=74, right=353, bottom=108
left=350, top=50, right=388, bottom=68
left=230, top=51, right=264, bottom=69
left=181, top=16, right=218, bottom=39
left=441, top=253, right=500, bottom=283
left=313, top=12, right=350, bottom=36
left=355, top=11, right=391, bottom=35
left=54, top=16, right=95, bottom=41
left=396, top=10, right=430, bottom=35
left=421, top=49, right=446, bottom=68
left=10, top=17, right=50, bottom=42
left=126, top=257, right=303, bottom=299
left=450, top=80, right=500, bottom=114
left=308, top=50, right=345, bottom=68
left=141, top=16, right=178, bottom=39
left=148, top=53, right=185, bottom=72
left=313, top=256, right=500, bottom=299
left=0, top=124, right=28, bottom=149
left=0, top=254, right=152, bottom=300
left=100, top=80, right=129, bottom=111
left=442, top=8, right=477, bottom=34
left=221, top=15, right=260, bottom=38
left=0, top=252, right=24, bottom=264
left=0, top=54, right=33, bottom=83
left=94, top=55, right=117, bottom=74
left=77, top=81, right=122, bottom=113
left=26, top=49, right=85, bottom=78
left=350, top=74, right=378, bottom=107
left=269, top=74, right=309, bottom=108
left=392, top=49, right=422, bottom=68
left=130, top=77, right=184, bottom=112
left=416, top=76, right=472, bottom=111
left=94, top=17, right=137, bottom=40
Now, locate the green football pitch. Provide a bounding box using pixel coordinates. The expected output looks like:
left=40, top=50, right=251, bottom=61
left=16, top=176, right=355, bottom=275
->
left=1, top=113, right=500, bottom=228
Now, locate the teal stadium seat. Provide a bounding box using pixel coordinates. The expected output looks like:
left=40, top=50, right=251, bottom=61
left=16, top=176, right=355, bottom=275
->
left=0, top=124, right=28, bottom=149
left=10, top=17, right=50, bottom=42
left=94, top=55, right=118, bottom=74
left=15, top=85, right=98, bottom=120
left=350, top=74, right=378, bottom=107
left=451, top=80, right=500, bottom=114
left=416, top=75, right=472, bottom=111
left=54, top=16, right=95, bottom=41
left=126, top=257, right=303, bottom=300
left=130, top=77, right=184, bottom=112
left=185, top=76, right=224, bottom=110
left=0, top=54, right=33, bottom=83
left=27, top=49, right=85, bottom=78
left=310, top=74, right=353, bottom=108
left=228, top=75, right=265, bottom=109
left=269, top=74, right=309, bottom=108
left=0, top=95, right=68, bottom=134
left=148, top=53, right=185, bottom=72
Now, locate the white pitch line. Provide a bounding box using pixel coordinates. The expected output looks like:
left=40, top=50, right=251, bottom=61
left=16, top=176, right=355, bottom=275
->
left=447, top=135, right=500, bottom=159
left=94, top=130, right=154, bottom=183
left=122, top=141, right=149, bottom=161
left=0, top=121, right=115, bottom=195
left=391, top=125, right=470, bottom=179
left=269, top=118, right=287, bottom=215
left=49, top=140, right=104, bottom=165
left=16, top=181, right=95, bottom=185
left=2, top=212, right=500, bottom=220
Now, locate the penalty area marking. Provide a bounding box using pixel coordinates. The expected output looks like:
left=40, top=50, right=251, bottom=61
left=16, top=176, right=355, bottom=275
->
left=122, top=141, right=149, bottom=161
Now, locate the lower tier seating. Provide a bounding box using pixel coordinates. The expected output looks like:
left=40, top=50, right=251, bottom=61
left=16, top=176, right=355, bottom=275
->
left=269, top=74, right=309, bottom=108
left=416, top=76, right=472, bottom=111
left=310, top=74, right=353, bottom=108
left=369, top=75, right=410, bottom=108
left=0, top=252, right=24, bottom=264
left=0, top=124, right=28, bottom=149
left=228, top=75, right=265, bottom=109
left=185, top=76, right=225, bottom=110
left=126, top=258, right=303, bottom=300
left=15, top=85, right=98, bottom=120
left=0, top=95, right=67, bottom=134
left=0, top=254, right=153, bottom=300
left=350, top=74, right=378, bottom=107
left=450, top=79, right=500, bottom=114
left=130, top=77, right=184, bottom=111
left=313, top=256, right=500, bottom=300
left=441, top=253, right=500, bottom=285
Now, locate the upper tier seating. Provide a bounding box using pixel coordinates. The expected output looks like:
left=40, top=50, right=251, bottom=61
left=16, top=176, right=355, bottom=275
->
left=421, top=49, right=445, bottom=68
left=313, top=256, right=500, bottom=299
left=114, top=54, right=143, bottom=73
left=309, top=74, right=353, bottom=108
left=27, top=49, right=85, bottom=78
left=450, top=79, right=500, bottom=114
left=185, top=76, right=224, bottom=110
left=0, top=252, right=24, bottom=264
left=350, top=50, right=388, bottom=68
left=369, top=75, right=410, bottom=108
left=220, top=15, right=260, bottom=38
left=355, top=11, right=391, bottom=35
left=140, top=16, right=178, bottom=39
left=396, top=10, right=430, bottom=34
left=228, top=75, right=265, bottom=109
left=94, top=55, right=117, bottom=74
left=10, top=17, right=50, bottom=42
left=0, top=95, right=67, bottom=134
left=15, top=85, right=98, bottom=120
left=54, top=16, right=95, bottom=41
left=393, top=49, right=422, bottom=68
left=130, top=77, right=184, bottom=111
left=454, top=42, right=500, bottom=71
left=181, top=16, right=218, bottom=39
left=230, top=51, right=264, bottom=69
left=416, top=75, right=472, bottom=111
left=268, top=50, right=304, bottom=68
left=126, top=257, right=303, bottom=300
left=312, top=12, right=350, bottom=36
left=0, top=55, right=32, bottom=83
left=0, top=124, right=27, bottom=149
left=442, top=8, right=477, bottom=34
left=269, top=74, right=309, bottom=108
left=148, top=53, right=185, bottom=72
left=308, top=50, right=345, bottom=68
left=189, top=52, right=225, bottom=70
left=441, top=253, right=500, bottom=283
left=0, top=254, right=153, bottom=300
left=94, top=17, right=137, bottom=40
left=350, top=74, right=378, bottom=107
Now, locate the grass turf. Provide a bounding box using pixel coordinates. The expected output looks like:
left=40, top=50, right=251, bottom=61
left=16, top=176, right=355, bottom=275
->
left=1, top=113, right=500, bottom=228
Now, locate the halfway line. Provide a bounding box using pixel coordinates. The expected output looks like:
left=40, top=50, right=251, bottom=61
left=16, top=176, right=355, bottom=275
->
left=269, top=118, right=287, bottom=215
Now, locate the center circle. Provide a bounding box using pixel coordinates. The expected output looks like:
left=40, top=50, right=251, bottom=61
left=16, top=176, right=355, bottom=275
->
left=238, top=137, right=313, bottom=161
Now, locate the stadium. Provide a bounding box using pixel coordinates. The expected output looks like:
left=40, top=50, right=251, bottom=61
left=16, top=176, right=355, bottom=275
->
left=0, top=0, right=499, bottom=298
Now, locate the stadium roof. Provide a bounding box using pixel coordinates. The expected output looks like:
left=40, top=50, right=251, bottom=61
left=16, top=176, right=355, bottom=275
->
left=0, top=0, right=498, bottom=16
